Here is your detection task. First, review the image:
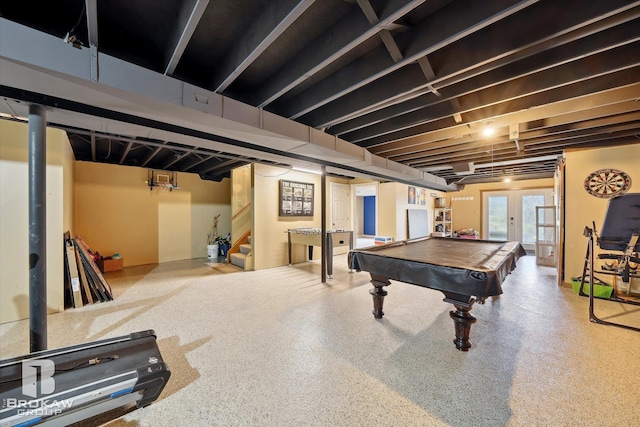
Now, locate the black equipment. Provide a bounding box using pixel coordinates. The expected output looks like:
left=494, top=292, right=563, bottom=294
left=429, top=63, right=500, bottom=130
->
left=580, top=193, right=640, bottom=332
left=0, top=330, right=170, bottom=426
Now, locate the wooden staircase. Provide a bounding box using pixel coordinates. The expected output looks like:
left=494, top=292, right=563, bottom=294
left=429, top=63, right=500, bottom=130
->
left=228, top=233, right=252, bottom=270
left=229, top=166, right=253, bottom=270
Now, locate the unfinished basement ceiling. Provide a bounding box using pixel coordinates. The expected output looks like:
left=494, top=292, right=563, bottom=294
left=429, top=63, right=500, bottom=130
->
left=1, top=0, right=639, bottom=184
left=64, top=128, right=288, bottom=182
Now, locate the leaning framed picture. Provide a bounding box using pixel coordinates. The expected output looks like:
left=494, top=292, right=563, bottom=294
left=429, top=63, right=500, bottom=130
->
left=280, top=180, right=314, bottom=216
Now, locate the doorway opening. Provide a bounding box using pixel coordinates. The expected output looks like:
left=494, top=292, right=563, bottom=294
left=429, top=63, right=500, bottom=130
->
left=352, top=183, right=378, bottom=248
left=482, top=188, right=554, bottom=253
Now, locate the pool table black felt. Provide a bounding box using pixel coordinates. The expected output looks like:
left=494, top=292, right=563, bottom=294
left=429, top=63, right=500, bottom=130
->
left=348, top=237, right=526, bottom=299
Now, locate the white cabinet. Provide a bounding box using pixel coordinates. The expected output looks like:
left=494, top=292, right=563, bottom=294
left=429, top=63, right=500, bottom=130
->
left=433, top=207, right=452, bottom=237
left=536, top=206, right=556, bottom=266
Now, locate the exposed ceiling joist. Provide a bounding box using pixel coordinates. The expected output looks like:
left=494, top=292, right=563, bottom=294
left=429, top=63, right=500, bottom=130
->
left=2, top=0, right=639, bottom=186
left=213, top=0, right=315, bottom=92
left=85, top=0, right=98, bottom=47
left=282, top=0, right=537, bottom=121
left=164, top=0, right=210, bottom=76
left=310, top=3, right=640, bottom=131
left=256, top=0, right=427, bottom=108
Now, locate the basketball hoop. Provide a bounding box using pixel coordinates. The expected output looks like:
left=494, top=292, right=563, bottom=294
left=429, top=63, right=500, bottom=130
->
left=156, top=182, right=173, bottom=192
left=147, top=169, right=179, bottom=192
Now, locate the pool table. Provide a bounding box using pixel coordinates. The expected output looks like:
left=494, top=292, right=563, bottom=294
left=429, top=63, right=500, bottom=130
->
left=348, top=237, right=526, bottom=351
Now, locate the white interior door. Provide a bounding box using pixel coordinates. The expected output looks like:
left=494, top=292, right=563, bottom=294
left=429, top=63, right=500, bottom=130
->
left=330, top=183, right=351, bottom=231
left=483, top=189, right=553, bottom=251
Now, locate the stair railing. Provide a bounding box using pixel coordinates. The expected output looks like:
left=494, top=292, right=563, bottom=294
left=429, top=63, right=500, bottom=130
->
left=231, top=202, right=251, bottom=220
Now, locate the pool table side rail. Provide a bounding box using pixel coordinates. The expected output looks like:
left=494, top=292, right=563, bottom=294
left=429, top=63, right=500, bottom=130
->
left=348, top=237, right=526, bottom=298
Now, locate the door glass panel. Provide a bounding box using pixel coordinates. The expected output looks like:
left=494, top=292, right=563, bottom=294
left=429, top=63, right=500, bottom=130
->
left=488, top=196, right=508, bottom=240
left=521, top=195, right=544, bottom=244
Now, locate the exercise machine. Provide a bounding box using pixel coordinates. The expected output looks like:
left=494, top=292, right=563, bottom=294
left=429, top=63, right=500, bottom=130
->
left=0, top=330, right=170, bottom=426
left=580, top=193, right=640, bottom=332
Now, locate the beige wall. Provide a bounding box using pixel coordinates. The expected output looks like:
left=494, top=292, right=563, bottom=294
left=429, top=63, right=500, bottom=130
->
left=0, top=120, right=73, bottom=323
left=74, top=162, right=231, bottom=266
left=253, top=164, right=322, bottom=269
left=377, top=182, right=446, bottom=241
left=252, top=166, right=377, bottom=270
left=564, top=144, right=640, bottom=284
left=447, top=178, right=555, bottom=234
left=377, top=182, right=396, bottom=238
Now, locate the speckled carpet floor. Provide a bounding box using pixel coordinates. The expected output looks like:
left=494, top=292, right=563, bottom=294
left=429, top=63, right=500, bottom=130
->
left=2, top=255, right=640, bottom=426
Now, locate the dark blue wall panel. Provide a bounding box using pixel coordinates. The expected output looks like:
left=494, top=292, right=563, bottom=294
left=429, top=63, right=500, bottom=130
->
left=363, top=196, right=375, bottom=235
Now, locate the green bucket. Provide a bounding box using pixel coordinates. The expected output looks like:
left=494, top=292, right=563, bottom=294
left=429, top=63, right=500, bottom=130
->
left=571, top=279, right=613, bottom=299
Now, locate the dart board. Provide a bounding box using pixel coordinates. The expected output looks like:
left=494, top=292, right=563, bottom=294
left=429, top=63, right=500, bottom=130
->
left=583, top=168, right=631, bottom=198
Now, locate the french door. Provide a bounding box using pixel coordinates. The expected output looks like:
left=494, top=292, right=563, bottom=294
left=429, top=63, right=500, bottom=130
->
left=482, top=189, right=554, bottom=251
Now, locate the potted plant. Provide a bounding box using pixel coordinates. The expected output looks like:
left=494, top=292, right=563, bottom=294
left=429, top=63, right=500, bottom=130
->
left=207, top=214, right=221, bottom=259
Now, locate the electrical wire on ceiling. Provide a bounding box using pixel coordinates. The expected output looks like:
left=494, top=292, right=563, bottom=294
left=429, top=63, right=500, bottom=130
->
left=63, top=3, right=86, bottom=48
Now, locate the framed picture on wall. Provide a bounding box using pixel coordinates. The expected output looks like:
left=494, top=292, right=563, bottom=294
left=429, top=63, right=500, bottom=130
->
left=418, top=189, right=426, bottom=205
left=408, top=186, right=416, bottom=204
left=280, top=180, right=314, bottom=216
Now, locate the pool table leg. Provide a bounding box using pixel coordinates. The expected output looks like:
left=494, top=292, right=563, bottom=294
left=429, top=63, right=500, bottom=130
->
left=369, top=274, right=391, bottom=319
left=449, top=304, right=477, bottom=351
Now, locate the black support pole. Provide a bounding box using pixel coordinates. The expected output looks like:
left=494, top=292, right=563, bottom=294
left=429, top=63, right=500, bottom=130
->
left=29, top=104, right=47, bottom=353
left=321, top=166, right=327, bottom=283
